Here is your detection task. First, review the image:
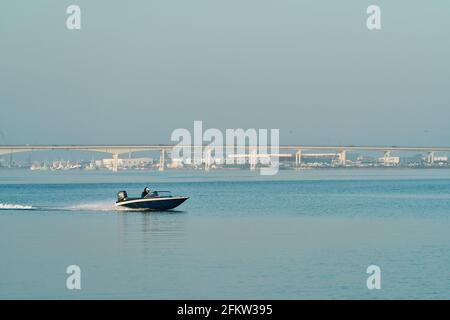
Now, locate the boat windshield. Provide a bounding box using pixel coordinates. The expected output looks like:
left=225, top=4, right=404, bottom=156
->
left=155, top=191, right=172, bottom=198
left=144, top=190, right=173, bottom=198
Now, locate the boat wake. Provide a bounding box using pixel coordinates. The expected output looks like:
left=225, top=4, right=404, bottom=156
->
left=0, top=201, right=120, bottom=212
left=64, top=201, right=117, bottom=212
left=0, top=201, right=172, bottom=213
left=0, top=203, right=36, bottom=210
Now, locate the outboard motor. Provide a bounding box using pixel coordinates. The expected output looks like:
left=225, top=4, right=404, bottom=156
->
left=117, top=191, right=128, bottom=202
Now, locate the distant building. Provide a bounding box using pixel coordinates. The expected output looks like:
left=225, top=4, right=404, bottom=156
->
left=97, top=157, right=153, bottom=170
left=167, top=158, right=184, bottom=169
left=433, top=156, right=448, bottom=163
left=354, top=155, right=376, bottom=167
left=378, top=156, right=400, bottom=166
left=169, top=156, right=226, bottom=168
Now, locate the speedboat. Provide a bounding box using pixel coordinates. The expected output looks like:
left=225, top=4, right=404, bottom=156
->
left=115, top=190, right=188, bottom=211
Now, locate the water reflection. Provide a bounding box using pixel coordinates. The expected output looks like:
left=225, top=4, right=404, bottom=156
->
left=117, top=211, right=187, bottom=249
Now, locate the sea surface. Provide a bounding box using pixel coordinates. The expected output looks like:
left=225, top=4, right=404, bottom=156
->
left=0, top=168, right=449, bottom=299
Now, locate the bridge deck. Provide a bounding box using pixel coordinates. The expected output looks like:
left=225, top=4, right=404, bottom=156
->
left=1, top=145, right=450, bottom=154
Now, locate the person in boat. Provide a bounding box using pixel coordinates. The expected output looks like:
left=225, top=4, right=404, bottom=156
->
left=141, top=187, right=151, bottom=198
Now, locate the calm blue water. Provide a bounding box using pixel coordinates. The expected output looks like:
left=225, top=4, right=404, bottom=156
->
left=0, top=169, right=449, bottom=299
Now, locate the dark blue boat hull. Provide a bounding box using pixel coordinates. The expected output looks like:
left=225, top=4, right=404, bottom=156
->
left=115, top=197, right=188, bottom=211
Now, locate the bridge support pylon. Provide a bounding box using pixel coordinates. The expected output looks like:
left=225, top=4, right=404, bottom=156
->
left=295, top=150, right=302, bottom=169
left=112, top=153, right=119, bottom=172
left=338, top=150, right=347, bottom=166
left=249, top=148, right=257, bottom=171
left=204, top=147, right=212, bottom=171
left=159, top=149, right=165, bottom=172
left=427, top=151, right=435, bottom=165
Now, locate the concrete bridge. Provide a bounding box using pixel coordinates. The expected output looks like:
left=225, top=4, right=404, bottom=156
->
left=0, top=145, right=172, bottom=172
left=1, top=145, right=450, bottom=171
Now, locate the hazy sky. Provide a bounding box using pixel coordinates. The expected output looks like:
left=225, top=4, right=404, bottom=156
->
left=1, top=1, right=449, bottom=146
